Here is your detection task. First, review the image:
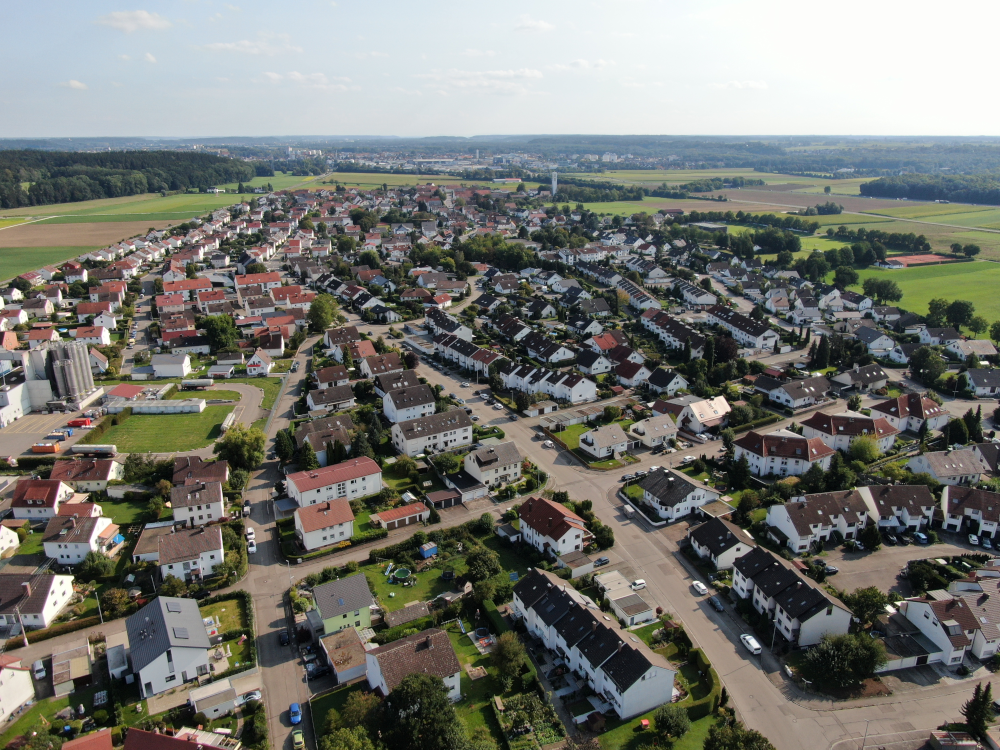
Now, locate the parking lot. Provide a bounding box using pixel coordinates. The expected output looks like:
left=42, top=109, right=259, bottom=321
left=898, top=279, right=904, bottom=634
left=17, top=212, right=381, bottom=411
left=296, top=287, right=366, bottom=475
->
left=0, top=410, right=92, bottom=459
left=820, top=536, right=971, bottom=597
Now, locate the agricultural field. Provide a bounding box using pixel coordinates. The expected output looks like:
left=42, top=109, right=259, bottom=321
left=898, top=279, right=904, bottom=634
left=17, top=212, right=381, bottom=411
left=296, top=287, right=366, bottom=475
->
left=867, top=203, right=996, bottom=220
left=216, top=170, right=320, bottom=192
left=837, top=261, right=1000, bottom=326
left=0, top=219, right=25, bottom=230
left=0, top=246, right=100, bottom=280
left=79, top=405, right=236, bottom=453
left=318, top=172, right=501, bottom=190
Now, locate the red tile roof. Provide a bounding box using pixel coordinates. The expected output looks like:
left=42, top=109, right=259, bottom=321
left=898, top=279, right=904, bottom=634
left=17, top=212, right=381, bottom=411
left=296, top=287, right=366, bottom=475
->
left=296, top=499, right=355, bottom=532
left=287, top=457, right=381, bottom=493
left=518, top=496, right=587, bottom=542
left=374, top=502, right=429, bottom=524
left=12, top=480, right=65, bottom=509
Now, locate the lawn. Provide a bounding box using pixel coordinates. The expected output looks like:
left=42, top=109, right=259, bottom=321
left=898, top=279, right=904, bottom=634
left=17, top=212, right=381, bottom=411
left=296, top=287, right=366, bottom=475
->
left=0, top=246, right=100, bottom=281
left=200, top=597, right=249, bottom=632
left=228, top=377, right=283, bottom=410
left=833, top=260, right=1000, bottom=326
left=15, top=529, right=44, bottom=557
left=216, top=171, right=321, bottom=192
left=598, top=713, right=718, bottom=750
left=553, top=423, right=589, bottom=450
left=0, top=685, right=99, bottom=748
left=80, top=405, right=236, bottom=452
left=310, top=683, right=366, bottom=731
left=169, top=389, right=242, bottom=402
left=446, top=621, right=511, bottom=747
left=98, top=497, right=159, bottom=525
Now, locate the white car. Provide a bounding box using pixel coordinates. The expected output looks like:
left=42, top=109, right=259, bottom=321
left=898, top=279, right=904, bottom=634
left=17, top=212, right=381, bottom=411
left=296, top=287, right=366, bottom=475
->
left=246, top=527, right=256, bottom=541
left=543, top=440, right=554, bottom=448
left=238, top=690, right=262, bottom=706
left=680, top=455, right=696, bottom=465
left=493, top=403, right=503, bottom=410
left=247, top=541, right=258, bottom=554
left=691, top=581, right=708, bottom=596
left=630, top=579, right=646, bottom=591
left=648, top=466, right=660, bottom=473
left=740, top=634, right=762, bottom=655
left=969, top=534, right=980, bottom=545
left=461, top=382, right=470, bottom=388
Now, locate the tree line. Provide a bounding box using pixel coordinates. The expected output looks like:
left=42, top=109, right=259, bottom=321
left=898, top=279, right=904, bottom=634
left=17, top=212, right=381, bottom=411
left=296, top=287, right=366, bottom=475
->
left=860, top=174, right=1000, bottom=205
left=0, top=150, right=257, bottom=208
left=825, top=224, right=930, bottom=253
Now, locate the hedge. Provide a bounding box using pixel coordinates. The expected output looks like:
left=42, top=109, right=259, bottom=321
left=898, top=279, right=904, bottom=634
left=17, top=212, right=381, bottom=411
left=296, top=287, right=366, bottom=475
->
left=483, top=599, right=510, bottom=635
left=9, top=456, right=58, bottom=471
left=371, top=617, right=435, bottom=644
left=732, top=413, right=783, bottom=434
left=4, top=615, right=101, bottom=649
left=684, top=648, right=721, bottom=720
left=201, top=589, right=255, bottom=631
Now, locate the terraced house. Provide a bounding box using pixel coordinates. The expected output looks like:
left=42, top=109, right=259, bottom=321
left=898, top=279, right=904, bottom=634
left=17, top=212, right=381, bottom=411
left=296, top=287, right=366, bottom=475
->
left=390, top=409, right=473, bottom=457
left=733, top=429, right=836, bottom=478
left=765, top=489, right=871, bottom=553
left=706, top=305, right=779, bottom=349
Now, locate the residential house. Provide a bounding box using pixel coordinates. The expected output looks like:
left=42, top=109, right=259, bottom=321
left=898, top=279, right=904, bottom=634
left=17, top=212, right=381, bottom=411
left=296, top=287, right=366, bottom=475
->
left=126, top=597, right=211, bottom=698
left=294, top=499, right=354, bottom=551
left=686, top=517, right=757, bottom=570
left=870, top=393, right=950, bottom=434
left=463, top=442, right=521, bottom=488
left=800, top=410, right=899, bottom=453
left=518, top=496, right=592, bottom=557
left=151, top=354, right=191, bottom=379
left=49, top=459, right=123, bottom=491
left=366, top=628, right=461, bottom=702
left=42, top=515, right=119, bottom=564
left=390, top=409, right=473, bottom=457
left=733, top=429, right=836, bottom=478
left=765, top=490, right=871, bottom=553
left=12, top=480, right=74, bottom=519
left=920, top=327, right=962, bottom=346
left=312, top=574, right=375, bottom=634
left=615, top=361, right=652, bottom=388
left=706, top=306, right=779, bottom=349
left=306, top=385, right=356, bottom=413
left=637, top=469, right=721, bottom=522
left=382, top=384, right=435, bottom=424
left=314, top=365, right=350, bottom=389
left=627, top=414, right=678, bottom=448
left=966, top=370, right=1000, bottom=398
left=578, top=423, right=629, bottom=460
left=907, top=450, right=988, bottom=487
left=158, top=526, right=225, bottom=581
left=865, top=484, right=937, bottom=533
left=0, top=658, right=35, bottom=725
left=172, top=456, right=229, bottom=487
left=763, top=376, right=831, bottom=409
left=169, top=482, right=225, bottom=528
left=359, top=353, right=403, bottom=379
left=645, top=368, right=688, bottom=396
left=286, top=457, right=383, bottom=507
left=660, top=395, right=731, bottom=435
left=576, top=350, right=614, bottom=376
left=894, top=596, right=979, bottom=668
left=246, top=349, right=273, bottom=376
left=948, top=340, right=999, bottom=360
left=830, top=363, right=889, bottom=393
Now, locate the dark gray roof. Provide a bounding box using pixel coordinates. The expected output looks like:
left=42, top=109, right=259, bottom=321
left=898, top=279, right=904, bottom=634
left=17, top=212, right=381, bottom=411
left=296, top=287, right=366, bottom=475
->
left=967, top=369, right=1000, bottom=389
left=385, top=384, right=435, bottom=410
left=687, top=517, right=756, bottom=557
left=513, top=568, right=560, bottom=611
left=647, top=368, right=684, bottom=389
left=374, top=370, right=420, bottom=394
left=314, top=573, right=375, bottom=621
left=752, top=561, right=801, bottom=600
left=576, top=624, right=625, bottom=669
left=532, top=587, right=576, bottom=627
left=733, top=547, right=777, bottom=581
left=638, top=469, right=700, bottom=508
left=773, top=580, right=843, bottom=622
left=601, top=644, right=654, bottom=692
left=552, top=602, right=602, bottom=649
left=384, top=602, right=431, bottom=628
left=395, top=408, right=472, bottom=439
left=126, top=596, right=211, bottom=673
left=835, top=363, right=888, bottom=385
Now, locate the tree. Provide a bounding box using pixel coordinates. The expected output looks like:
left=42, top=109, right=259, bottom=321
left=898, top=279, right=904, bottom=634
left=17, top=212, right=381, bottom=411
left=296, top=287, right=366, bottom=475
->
left=728, top=455, right=751, bottom=491
left=947, top=299, right=976, bottom=330
left=964, top=244, right=982, bottom=258
left=403, top=351, right=419, bottom=369
left=813, top=335, right=830, bottom=368
left=969, top=316, right=989, bottom=337
left=297, top=440, right=320, bottom=471
left=245, top=262, right=267, bottom=275
left=909, top=346, right=946, bottom=386
left=466, top=548, right=501, bottom=581
left=653, top=703, right=690, bottom=740
left=339, top=691, right=380, bottom=732
left=859, top=522, right=882, bottom=551
left=704, top=721, right=776, bottom=750
left=989, top=320, right=1000, bottom=344
left=308, top=294, right=338, bottom=333
left=491, top=632, right=526, bottom=689
left=603, top=405, right=621, bottom=422
left=100, top=587, right=131, bottom=618
left=843, top=586, right=889, bottom=628
left=849, top=434, right=880, bottom=464
left=834, top=266, right=859, bottom=288
left=275, top=430, right=295, bottom=462
left=161, top=574, right=188, bottom=597
left=591, top=522, right=615, bottom=549
left=947, top=417, right=970, bottom=445
left=704, top=336, right=716, bottom=370
left=847, top=394, right=863, bottom=411
left=719, top=427, right=736, bottom=453
left=961, top=682, right=995, bottom=741
left=715, top=335, right=739, bottom=363
left=380, top=673, right=468, bottom=750
left=23, top=727, right=65, bottom=750
left=351, top=430, right=375, bottom=460
left=476, top=512, right=495, bottom=534
left=319, top=727, right=377, bottom=750
left=79, top=551, right=115, bottom=579
left=213, top=423, right=266, bottom=470
left=202, top=315, right=239, bottom=352
left=927, top=297, right=950, bottom=326
left=801, top=633, right=888, bottom=687
left=514, top=392, right=532, bottom=412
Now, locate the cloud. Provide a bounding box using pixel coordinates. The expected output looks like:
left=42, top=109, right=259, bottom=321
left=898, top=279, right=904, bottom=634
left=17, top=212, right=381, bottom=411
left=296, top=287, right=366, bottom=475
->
left=514, top=15, right=554, bottom=32
left=144, top=52, right=157, bottom=63
left=549, top=58, right=613, bottom=71
left=202, top=34, right=302, bottom=56
left=96, top=10, right=171, bottom=33
left=118, top=54, right=131, bottom=61
left=354, top=51, right=388, bottom=59
left=462, top=49, right=495, bottom=58
left=415, top=68, right=543, bottom=96
left=261, top=71, right=354, bottom=91
left=710, top=80, right=768, bottom=90
left=58, top=80, right=88, bottom=90
left=224, top=3, right=241, bottom=10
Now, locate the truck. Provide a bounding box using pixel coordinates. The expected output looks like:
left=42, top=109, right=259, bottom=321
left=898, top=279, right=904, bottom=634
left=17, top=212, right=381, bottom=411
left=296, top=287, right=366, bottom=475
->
left=67, top=418, right=92, bottom=428
left=181, top=379, right=215, bottom=390
left=70, top=444, right=117, bottom=456
left=622, top=505, right=635, bottom=518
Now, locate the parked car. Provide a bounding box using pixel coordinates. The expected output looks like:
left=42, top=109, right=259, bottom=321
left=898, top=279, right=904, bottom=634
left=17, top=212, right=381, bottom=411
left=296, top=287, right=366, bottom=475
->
left=307, top=665, right=330, bottom=679
left=897, top=534, right=910, bottom=546
left=633, top=470, right=647, bottom=479
left=493, top=404, right=503, bottom=410
left=630, top=579, right=646, bottom=591
left=245, top=527, right=256, bottom=541
left=648, top=466, right=660, bottom=473
left=680, top=455, right=695, bottom=465
left=621, top=474, right=634, bottom=482
left=824, top=566, right=839, bottom=575
left=279, top=629, right=290, bottom=646
left=509, top=415, right=518, bottom=421
left=543, top=440, right=554, bottom=448
left=471, top=415, right=480, bottom=422
left=969, top=534, right=980, bottom=546
left=708, top=596, right=725, bottom=612
left=594, top=557, right=610, bottom=567
left=913, top=532, right=929, bottom=544
left=882, top=533, right=897, bottom=546
left=740, top=634, right=762, bottom=655
left=289, top=704, right=302, bottom=725
left=247, top=541, right=257, bottom=554
left=461, top=382, right=470, bottom=388
left=238, top=690, right=262, bottom=706
left=691, top=581, right=708, bottom=596
left=984, top=537, right=994, bottom=550
left=292, top=730, right=305, bottom=750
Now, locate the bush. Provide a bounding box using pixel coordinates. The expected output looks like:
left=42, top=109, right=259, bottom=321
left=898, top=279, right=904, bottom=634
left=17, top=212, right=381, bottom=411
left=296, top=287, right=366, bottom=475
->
left=93, top=709, right=108, bottom=725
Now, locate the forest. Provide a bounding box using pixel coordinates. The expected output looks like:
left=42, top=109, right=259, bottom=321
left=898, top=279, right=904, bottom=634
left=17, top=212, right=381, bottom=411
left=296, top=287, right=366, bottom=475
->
left=0, top=150, right=262, bottom=208
left=859, top=174, right=1000, bottom=205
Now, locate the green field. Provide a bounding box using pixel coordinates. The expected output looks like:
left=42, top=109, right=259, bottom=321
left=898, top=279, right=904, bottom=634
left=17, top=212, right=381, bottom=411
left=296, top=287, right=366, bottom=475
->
left=0, top=219, right=26, bottom=229
left=216, top=171, right=321, bottom=192
left=0, top=246, right=98, bottom=280
left=838, top=261, right=1000, bottom=325
left=0, top=193, right=242, bottom=220
left=80, top=405, right=236, bottom=452
left=870, top=203, right=996, bottom=220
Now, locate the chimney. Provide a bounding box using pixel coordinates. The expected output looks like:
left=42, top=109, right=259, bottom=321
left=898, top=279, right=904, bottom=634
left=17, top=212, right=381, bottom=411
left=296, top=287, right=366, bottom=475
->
left=426, top=635, right=433, bottom=649
left=326, top=501, right=331, bottom=510
left=617, top=641, right=624, bottom=652
left=592, top=621, right=598, bottom=632
left=21, top=582, right=30, bottom=598
left=70, top=517, right=76, bottom=528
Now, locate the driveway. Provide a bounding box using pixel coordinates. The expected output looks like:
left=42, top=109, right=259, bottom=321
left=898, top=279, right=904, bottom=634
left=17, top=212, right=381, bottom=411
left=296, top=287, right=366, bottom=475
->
left=821, top=539, right=968, bottom=597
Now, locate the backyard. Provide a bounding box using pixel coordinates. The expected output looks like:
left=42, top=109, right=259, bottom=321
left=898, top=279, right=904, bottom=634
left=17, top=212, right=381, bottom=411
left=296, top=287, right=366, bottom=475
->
left=79, top=405, right=236, bottom=452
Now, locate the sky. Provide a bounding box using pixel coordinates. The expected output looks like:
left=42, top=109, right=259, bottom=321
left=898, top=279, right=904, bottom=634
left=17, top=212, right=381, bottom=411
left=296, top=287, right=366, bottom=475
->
left=2, top=0, right=998, bottom=139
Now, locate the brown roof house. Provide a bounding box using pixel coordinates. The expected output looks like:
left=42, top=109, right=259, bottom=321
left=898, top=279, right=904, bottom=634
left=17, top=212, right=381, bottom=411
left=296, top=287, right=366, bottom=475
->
left=365, top=628, right=461, bottom=701
left=157, top=526, right=224, bottom=582
left=173, top=456, right=230, bottom=487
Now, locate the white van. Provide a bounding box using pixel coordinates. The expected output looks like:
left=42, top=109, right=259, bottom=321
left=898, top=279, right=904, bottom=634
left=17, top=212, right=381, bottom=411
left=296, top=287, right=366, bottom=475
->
left=630, top=579, right=646, bottom=591
left=32, top=660, right=45, bottom=680
left=740, top=634, right=762, bottom=655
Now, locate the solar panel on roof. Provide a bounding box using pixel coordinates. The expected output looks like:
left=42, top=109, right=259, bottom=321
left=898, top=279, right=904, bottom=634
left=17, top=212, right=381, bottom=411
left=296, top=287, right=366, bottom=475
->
left=338, top=598, right=345, bottom=606
left=166, top=602, right=181, bottom=612
left=173, top=627, right=189, bottom=639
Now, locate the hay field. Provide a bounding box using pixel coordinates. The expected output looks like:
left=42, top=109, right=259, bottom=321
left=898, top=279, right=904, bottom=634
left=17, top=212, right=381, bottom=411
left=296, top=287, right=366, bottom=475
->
left=837, top=261, right=1000, bottom=325
left=216, top=171, right=322, bottom=192
left=0, top=247, right=100, bottom=280
left=0, top=221, right=164, bottom=249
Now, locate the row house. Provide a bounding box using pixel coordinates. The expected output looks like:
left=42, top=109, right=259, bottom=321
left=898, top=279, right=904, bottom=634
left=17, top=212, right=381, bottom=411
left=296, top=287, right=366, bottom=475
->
left=800, top=410, right=899, bottom=453
left=639, top=310, right=705, bottom=359
left=391, top=409, right=473, bottom=457
left=940, top=485, right=1000, bottom=538
left=765, top=489, right=871, bottom=553
left=499, top=363, right=598, bottom=404
left=433, top=333, right=505, bottom=375
left=705, top=305, right=780, bottom=349
left=615, top=278, right=661, bottom=311
left=512, top=569, right=675, bottom=719
left=521, top=331, right=575, bottom=364
left=869, top=393, right=949, bottom=434
left=732, top=547, right=852, bottom=647
left=907, top=449, right=988, bottom=487
left=673, top=279, right=716, bottom=307
left=425, top=308, right=473, bottom=341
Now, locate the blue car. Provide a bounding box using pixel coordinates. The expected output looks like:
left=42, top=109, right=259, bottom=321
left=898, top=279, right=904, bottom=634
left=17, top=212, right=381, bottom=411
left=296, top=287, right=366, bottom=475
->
left=289, top=703, right=302, bottom=725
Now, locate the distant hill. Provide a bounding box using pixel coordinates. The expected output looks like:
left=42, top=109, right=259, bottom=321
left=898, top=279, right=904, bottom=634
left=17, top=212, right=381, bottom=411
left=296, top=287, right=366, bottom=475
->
left=0, top=150, right=259, bottom=209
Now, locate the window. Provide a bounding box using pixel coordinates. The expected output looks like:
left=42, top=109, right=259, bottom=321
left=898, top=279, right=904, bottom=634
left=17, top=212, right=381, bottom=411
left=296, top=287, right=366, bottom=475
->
left=165, top=675, right=176, bottom=683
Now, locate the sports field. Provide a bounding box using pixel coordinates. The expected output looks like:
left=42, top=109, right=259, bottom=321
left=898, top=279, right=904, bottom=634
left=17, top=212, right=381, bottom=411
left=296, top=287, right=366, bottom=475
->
left=838, top=261, right=1000, bottom=326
